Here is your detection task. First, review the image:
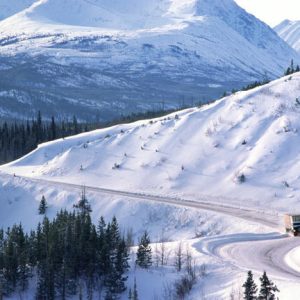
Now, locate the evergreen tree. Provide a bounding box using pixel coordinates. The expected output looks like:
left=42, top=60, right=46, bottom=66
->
left=133, top=278, right=138, bottom=300
left=128, top=288, right=132, bottom=300
left=73, top=186, right=92, bottom=214
left=258, top=271, right=279, bottom=300
left=39, top=196, right=48, bottom=215
left=50, top=116, right=56, bottom=140
left=136, top=231, right=152, bottom=268
left=242, top=271, right=257, bottom=300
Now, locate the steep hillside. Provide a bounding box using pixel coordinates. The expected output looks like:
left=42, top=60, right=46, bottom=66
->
left=0, top=0, right=298, bottom=120
left=1, top=73, right=300, bottom=300
left=3, top=72, right=300, bottom=211
left=0, top=0, right=34, bottom=20
left=275, top=19, right=300, bottom=53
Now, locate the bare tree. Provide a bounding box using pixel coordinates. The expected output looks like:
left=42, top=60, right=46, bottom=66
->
left=175, top=242, right=183, bottom=272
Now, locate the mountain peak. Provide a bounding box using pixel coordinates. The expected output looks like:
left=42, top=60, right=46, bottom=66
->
left=275, top=19, right=300, bottom=53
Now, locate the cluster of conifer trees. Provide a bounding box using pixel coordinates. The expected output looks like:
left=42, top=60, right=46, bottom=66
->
left=0, top=190, right=156, bottom=300
left=0, top=204, right=131, bottom=299
left=284, top=59, right=300, bottom=76
left=0, top=107, right=182, bottom=165
left=242, top=270, right=279, bottom=300
left=0, top=112, right=86, bottom=164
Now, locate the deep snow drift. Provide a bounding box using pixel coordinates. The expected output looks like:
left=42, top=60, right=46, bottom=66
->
left=3, top=72, right=300, bottom=213
left=275, top=19, right=300, bottom=53
left=0, top=0, right=298, bottom=120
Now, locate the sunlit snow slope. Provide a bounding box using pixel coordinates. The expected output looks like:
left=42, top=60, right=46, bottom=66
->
left=0, top=0, right=298, bottom=120
left=3, top=72, right=300, bottom=212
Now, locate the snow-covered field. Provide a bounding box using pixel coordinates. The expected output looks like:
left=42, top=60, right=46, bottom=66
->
left=2, top=73, right=300, bottom=298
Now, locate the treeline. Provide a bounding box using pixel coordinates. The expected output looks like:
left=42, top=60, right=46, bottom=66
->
left=241, top=78, right=270, bottom=92
left=0, top=108, right=182, bottom=164
left=0, top=112, right=88, bottom=164
left=226, top=60, right=300, bottom=96
left=284, top=59, right=300, bottom=76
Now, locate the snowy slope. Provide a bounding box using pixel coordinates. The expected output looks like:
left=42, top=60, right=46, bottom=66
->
left=3, top=72, right=300, bottom=213
left=275, top=20, right=300, bottom=53
left=0, top=0, right=298, bottom=120
left=2, top=74, right=300, bottom=299
left=0, top=0, right=34, bottom=20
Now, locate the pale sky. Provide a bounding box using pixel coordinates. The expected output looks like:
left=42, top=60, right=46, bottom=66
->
left=235, top=0, right=300, bottom=27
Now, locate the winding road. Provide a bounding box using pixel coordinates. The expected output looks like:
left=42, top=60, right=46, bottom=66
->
left=11, top=174, right=300, bottom=283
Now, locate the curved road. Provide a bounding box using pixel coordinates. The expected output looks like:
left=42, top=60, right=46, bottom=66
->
left=12, top=175, right=300, bottom=282
left=16, top=175, right=280, bottom=228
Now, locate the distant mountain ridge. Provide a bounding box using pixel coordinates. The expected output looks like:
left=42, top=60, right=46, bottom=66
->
left=275, top=19, right=300, bottom=53
left=0, top=0, right=298, bottom=120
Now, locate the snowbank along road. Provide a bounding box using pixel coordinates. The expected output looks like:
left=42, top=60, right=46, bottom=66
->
left=11, top=174, right=300, bottom=284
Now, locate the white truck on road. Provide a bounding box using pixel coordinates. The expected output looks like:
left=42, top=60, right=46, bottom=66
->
left=284, top=214, right=300, bottom=236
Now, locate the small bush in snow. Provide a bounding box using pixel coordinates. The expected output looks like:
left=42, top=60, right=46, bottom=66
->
left=205, top=127, right=213, bottom=137
left=174, top=274, right=195, bottom=299
left=213, top=141, right=220, bottom=148
left=235, top=173, right=246, bottom=184
left=282, top=180, right=290, bottom=188
left=112, top=163, right=121, bottom=170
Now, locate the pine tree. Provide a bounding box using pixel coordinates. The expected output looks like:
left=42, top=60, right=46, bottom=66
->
left=133, top=278, right=138, bottom=300
left=128, top=288, right=132, bottom=300
left=258, top=271, right=279, bottom=300
left=50, top=116, right=56, bottom=140
left=242, top=271, right=257, bottom=300
left=136, top=231, right=152, bottom=268
left=39, top=196, right=48, bottom=215
left=73, top=186, right=92, bottom=214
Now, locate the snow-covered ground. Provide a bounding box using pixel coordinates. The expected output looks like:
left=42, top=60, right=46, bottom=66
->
left=0, top=172, right=277, bottom=300
left=2, top=73, right=300, bottom=298
left=4, top=72, right=300, bottom=213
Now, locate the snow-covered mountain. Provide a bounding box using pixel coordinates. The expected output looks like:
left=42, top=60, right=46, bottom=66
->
left=275, top=20, right=300, bottom=53
left=0, top=0, right=298, bottom=120
left=3, top=72, right=300, bottom=211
